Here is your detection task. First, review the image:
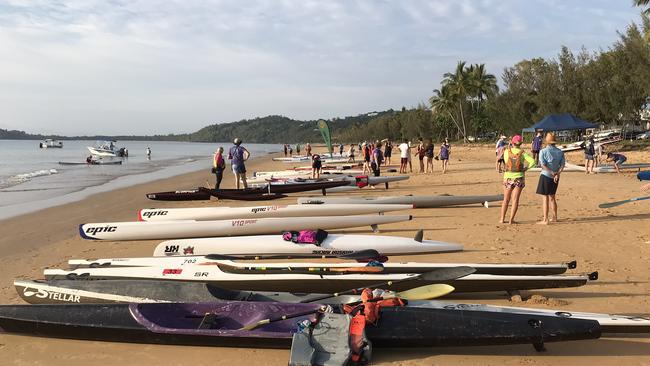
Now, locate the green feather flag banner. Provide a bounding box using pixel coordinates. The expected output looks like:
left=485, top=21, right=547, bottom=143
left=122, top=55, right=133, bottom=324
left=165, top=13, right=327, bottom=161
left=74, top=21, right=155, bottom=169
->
left=317, top=120, right=333, bottom=155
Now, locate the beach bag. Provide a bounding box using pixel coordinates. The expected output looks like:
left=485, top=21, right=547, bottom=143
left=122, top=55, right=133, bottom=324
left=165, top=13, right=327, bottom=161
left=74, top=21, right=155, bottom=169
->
left=505, top=148, right=524, bottom=172
left=282, top=230, right=328, bottom=245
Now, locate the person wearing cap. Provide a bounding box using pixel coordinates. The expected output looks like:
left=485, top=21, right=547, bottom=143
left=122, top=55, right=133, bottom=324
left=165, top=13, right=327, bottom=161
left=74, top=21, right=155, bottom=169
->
left=228, top=138, right=250, bottom=189
left=579, top=135, right=596, bottom=174
left=499, top=134, right=536, bottom=224
left=536, top=133, right=565, bottom=224
left=605, top=152, right=627, bottom=174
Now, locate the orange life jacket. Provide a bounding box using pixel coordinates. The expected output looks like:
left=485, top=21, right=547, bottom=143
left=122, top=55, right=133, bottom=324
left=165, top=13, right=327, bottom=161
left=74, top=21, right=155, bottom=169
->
left=349, top=312, right=366, bottom=363
left=505, top=148, right=524, bottom=172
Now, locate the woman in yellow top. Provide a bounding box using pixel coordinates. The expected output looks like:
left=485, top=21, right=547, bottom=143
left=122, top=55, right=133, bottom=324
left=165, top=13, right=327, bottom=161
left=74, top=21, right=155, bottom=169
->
left=499, top=135, right=536, bottom=224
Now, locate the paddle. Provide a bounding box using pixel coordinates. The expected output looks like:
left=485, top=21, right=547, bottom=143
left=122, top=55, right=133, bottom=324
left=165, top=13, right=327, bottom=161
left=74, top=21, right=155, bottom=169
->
left=386, top=283, right=455, bottom=301
left=301, top=266, right=476, bottom=303
left=598, top=195, right=650, bottom=208
left=239, top=305, right=327, bottom=331
left=204, top=249, right=381, bottom=261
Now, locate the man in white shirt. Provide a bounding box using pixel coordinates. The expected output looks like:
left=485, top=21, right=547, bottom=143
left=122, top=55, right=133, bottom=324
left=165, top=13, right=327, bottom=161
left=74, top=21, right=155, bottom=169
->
left=398, top=139, right=410, bottom=174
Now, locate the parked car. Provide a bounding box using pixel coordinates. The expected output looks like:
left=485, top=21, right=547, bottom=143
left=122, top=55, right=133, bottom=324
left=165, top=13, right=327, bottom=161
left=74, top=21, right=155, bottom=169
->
left=636, top=131, right=650, bottom=140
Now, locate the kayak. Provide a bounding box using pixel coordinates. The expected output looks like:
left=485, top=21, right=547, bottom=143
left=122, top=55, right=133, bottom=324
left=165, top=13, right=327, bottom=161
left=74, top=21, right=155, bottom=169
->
left=151, top=231, right=462, bottom=257
left=58, top=161, right=123, bottom=165
left=146, top=189, right=212, bottom=201
left=0, top=302, right=601, bottom=349
left=638, top=171, right=650, bottom=181
left=79, top=215, right=413, bottom=241
left=249, top=175, right=409, bottom=190
left=201, top=180, right=350, bottom=196
left=14, top=280, right=650, bottom=334
left=297, top=194, right=504, bottom=208
left=539, top=163, right=650, bottom=173
left=138, top=204, right=413, bottom=222
left=67, top=257, right=575, bottom=276
left=43, top=266, right=597, bottom=293
left=204, top=190, right=287, bottom=201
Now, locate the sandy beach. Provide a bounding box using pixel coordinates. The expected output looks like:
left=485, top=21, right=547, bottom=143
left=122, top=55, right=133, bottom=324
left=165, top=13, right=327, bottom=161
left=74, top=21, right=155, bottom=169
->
left=0, top=145, right=649, bottom=366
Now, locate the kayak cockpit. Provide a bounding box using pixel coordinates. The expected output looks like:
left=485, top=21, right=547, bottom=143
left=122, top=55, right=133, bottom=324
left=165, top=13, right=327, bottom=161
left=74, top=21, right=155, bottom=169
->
left=129, top=302, right=321, bottom=336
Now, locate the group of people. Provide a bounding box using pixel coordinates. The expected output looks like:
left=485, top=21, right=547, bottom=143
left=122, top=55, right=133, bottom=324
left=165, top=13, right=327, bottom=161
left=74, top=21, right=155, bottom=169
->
left=579, top=135, right=628, bottom=174
left=282, top=143, right=312, bottom=157
left=212, top=138, right=250, bottom=190
left=498, top=133, right=565, bottom=225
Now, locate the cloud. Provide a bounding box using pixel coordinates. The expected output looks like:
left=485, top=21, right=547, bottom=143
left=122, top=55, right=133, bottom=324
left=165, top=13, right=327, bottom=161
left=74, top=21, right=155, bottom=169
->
left=0, top=0, right=642, bottom=135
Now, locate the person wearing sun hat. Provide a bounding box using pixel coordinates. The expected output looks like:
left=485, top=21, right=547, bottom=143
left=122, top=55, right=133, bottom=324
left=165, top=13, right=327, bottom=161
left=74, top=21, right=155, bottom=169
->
left=499, top=134, right=536, bottom=224
left=536, top=132, right=565, bottom=224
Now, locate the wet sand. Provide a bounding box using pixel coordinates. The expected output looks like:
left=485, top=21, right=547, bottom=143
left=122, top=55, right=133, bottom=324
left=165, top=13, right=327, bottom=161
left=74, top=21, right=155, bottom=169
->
left=0, top=145, right=649, bottom=365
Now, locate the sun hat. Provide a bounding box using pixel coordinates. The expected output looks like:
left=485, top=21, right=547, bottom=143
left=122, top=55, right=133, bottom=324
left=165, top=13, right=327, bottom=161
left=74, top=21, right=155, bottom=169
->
left=545, top=133, right=557, bottom=144
left=511, top=135, right=523, bottom=145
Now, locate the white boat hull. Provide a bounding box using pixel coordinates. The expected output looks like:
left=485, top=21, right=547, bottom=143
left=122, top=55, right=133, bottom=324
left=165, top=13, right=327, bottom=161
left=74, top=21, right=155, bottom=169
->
left=79, top=215, right=413, bottom=241
left=138, top=204, right=412, bottom=222
left=152, top=233, right=460, bottom=257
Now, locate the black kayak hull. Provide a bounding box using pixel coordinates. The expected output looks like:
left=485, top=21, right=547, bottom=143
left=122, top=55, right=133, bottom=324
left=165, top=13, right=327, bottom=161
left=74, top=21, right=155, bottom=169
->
left=0, top=302, right=601, bottom=349
left=146, top=189, right=211, bottom=201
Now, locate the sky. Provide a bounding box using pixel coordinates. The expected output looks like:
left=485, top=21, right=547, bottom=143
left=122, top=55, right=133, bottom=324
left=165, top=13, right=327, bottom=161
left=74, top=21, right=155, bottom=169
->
left=0, top=0, right=644, bottom=135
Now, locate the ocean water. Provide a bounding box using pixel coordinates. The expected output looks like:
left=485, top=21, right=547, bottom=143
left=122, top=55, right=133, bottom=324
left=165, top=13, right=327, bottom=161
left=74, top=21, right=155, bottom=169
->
left=0, top=140, right=279, bottom=220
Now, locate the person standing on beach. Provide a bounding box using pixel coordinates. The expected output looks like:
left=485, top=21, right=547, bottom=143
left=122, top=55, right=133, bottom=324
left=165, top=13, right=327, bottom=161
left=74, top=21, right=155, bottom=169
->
left=536, top=133, right=565, bottom=224
left=371, top=142, right=383, bottom=177
left=384, top=140, right=392, bottom=166
left=311, top=153, right=322, bottom=179
left=496, top=136, right=507, bottom=173
left=347, top=144, right=355, bottom=162
left=283, top=144, right=288, bottom=157
left=415, top=138, right=425, bottom=173
left=228, top=138, right=250, bottom=189
left=305, top=143, right=312, bottom=157
left=212, top=147, right=226, bottom=189
left=362, top=142, right=372, bottom=174
left=339, top=143, right=344, bottom=157
left=296, top=143, right=301, bottom=155
left=531, top=132, right=542, bottom=164
left=580, top=136, right=596, bottom=174
left=398, top=139, right=410, bottom=174
left=424, top=139, right=434, bottom=173
left=499, top=135, right=536, bottom=224
left=440, top=138, right=451, bottom=174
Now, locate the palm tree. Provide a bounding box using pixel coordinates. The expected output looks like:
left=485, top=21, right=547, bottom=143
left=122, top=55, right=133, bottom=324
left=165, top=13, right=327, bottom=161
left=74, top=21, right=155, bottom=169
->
left=634, top=0, right=650, bottom=13
left=469, top=63, right=499, bottom=111
left=441, top=61, right=471, bottom=142
left=429, top=85, right=467, bottom=141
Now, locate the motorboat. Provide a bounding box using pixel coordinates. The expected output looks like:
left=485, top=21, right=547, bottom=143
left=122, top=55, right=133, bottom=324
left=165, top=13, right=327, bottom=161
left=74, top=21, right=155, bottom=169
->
left=87, top=140, right=128, bottom=157
left=39, top=139, right=63, bottom=148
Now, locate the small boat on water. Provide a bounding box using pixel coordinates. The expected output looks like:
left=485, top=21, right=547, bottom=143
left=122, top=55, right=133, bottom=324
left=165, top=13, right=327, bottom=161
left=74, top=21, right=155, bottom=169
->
left=39, top=139, right=63, bottom=148
left=87, top=140, right=128, bottom=157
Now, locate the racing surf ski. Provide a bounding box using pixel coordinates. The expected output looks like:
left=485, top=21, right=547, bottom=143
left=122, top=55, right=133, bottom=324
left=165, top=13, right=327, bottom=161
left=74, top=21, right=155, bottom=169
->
left=297, top=194, right=504, bottom=208
left=67, top=257, right=574, bottom=276
left=138, top=204, right=412, bottom=222
left=43, top=266, right=597, bottom=294
left=151, top=231, right=462, bottom=257
left=79, top=215, right=413, bottom=241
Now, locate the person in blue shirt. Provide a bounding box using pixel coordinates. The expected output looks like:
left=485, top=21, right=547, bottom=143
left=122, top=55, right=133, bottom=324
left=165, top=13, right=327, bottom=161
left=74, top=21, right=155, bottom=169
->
left=536, top=133, right=565, bottom=224
left=531, top=132, right=543, bottom=164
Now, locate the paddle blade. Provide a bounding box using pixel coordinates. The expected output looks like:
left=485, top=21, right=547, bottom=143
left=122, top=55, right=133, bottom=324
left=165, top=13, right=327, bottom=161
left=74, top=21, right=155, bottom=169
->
left=340, top=249, right=380, bottom=260
left=239, top=319, right=270, bottom=331
left=397, top=284, right=455, bottom=300
left=419, top=266, right=476, bottom=282
left=598, top=200, right=627, bottom=209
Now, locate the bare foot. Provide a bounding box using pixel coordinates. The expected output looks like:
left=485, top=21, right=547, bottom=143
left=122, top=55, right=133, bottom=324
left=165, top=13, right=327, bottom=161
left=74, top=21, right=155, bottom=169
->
left=536, top=220, right=549, bottom=225
left=498, top=219, right=505, bottom=224
left=508, top=220, right=518, bottom=225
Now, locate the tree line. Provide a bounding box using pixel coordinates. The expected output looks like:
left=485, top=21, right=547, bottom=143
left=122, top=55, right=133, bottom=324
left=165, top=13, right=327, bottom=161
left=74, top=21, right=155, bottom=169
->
left=340, top=13, right=650, bottom=144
